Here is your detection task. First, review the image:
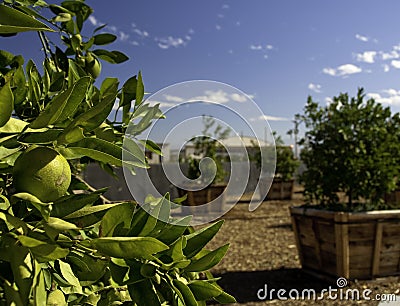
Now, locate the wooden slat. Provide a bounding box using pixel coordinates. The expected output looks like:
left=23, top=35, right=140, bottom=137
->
left=291, top=216, right=304, bottom=265
left=335, top=213, right=349, bottom=278
left=372, top=222, right=383, bottom=276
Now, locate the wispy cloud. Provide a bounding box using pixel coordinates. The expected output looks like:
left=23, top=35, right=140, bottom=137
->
left=391, top=60, right=400, bottom=69
left=215, top=25, right=222, bottom=31
left=367, top=90, right=400, bottom=105
left=88, top=15, right=99, bottom=26
left=308, top=83, right=322, bottom=93
left=355, top=34, right=369, bottom=42
left=222, top=4, right=229, bottom=9
left=355, top=51, right=377, bottom=63
left=155, top=36, right=187, bottom=49
left=250, top=44, right=263, bottom=51
left=251, top=115, right=290, bottom=122
left=380, top=50, right=400, bottom=60
left=323, top=64, right=362, bottom=77
left=383, top=64, right=390, bottom=72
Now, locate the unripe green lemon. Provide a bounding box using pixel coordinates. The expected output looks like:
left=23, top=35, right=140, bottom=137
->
left=47, top=289, right=67, bottom=306
left=85, top=52, right=101, bottom=78
left=13, top=147, right=71, bottom=202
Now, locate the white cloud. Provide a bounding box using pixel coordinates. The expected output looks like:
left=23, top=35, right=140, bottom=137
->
left=367, top=90, right=400, bottom=105
left=156, top=36, right=187, bottom=49
left=381, top=50, right=400, bottom=60
left=355, top=34, right=369, bottom=42
left=322, top=67, right=336, bottom=76
left=216, top=25, right=221, bottom=31
left=355, top=51, right=377, bottom=63
left=323, top=64, right=362, bottom=77
left=308, top=83, right=322, bottom=93
left=222, top=4, right=229, bottom=9
left=164, top=95, right=184, bottom=102
left=263, top=54, right=268, bottom=59
left=88, top=15, right=99, bottom=26
left=265, top=44, right=274, bottom=50
left=188, top=28, right=195, bottom=35
left=217, top=14, right=224, bottom=18
left=255, top=115, right=290, bottom=122
left=133, top=28, right=149, bottom=38
left=119, top=31, right=130, bottom=42
left=250, top=44, right=263, bottom=50
left=383, top=64, right=390, bottom=72
left=230, top=93, right=247, bottom=103
left=391, top=60, right=400, bottom=69
left=325, top=97, right=333, bottom=105
left=130, top=41, right=139, bottom=46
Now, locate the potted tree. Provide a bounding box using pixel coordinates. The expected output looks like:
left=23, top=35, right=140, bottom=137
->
left=254, top=132, right=299, bottom=200
left=290, top=88, right=400, bottom=280
left=0, top=1, right=236, bottom=305
left=178, top=116, right=230, bottom=213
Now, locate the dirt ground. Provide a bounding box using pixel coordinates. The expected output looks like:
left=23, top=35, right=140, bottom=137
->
left=208, top=188, right=400, bottom=305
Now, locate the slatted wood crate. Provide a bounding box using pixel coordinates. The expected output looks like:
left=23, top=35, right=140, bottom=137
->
left=177, top=184, right=226, bottom=213
left=290, top=207, right=400, bottom=280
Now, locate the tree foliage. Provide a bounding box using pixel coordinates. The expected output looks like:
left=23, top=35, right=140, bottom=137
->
left=0, top=1, right=235, bottom=304
left=297, top=88, right=400, bottom=210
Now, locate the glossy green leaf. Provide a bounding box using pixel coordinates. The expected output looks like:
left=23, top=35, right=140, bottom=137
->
left=0, top=82, right=13, bottom=127
left=101, top=202, right=136, bottom=237
left=172, top=279, right=197, bottom=306
left=93, top=49, right=129, bottom=64
left=58, top=260, right=80, bottom=287
left=153, top=216, right=191, bottom=245
left=184, top=220, right=224, bottom=258
left=213, top=291, right=237, bottom=304
left=139, top=139, right=162, bottom=156
left=128, top=279, right=161, bottom=306
left=29, top=76, right=91, bottom=129
left=56, top=126, right=84, bottom=144
left=64, top=203, right=120, bottom=219
left=185, top=244, right=229, bottom=272
left=93, top=33, right=117, bottom=45
left=119, top=75, right=137, bottom=107
left=135, top=71, right=144, bottom=105
left=46, top=217, right=79, bottom=230
left=91, top=237, right=168, bottom=259
left=18, top=236, right=69, bottom=262
left=51, top=193, right=101, bottom=218
left=18, top=129, right=62, bottom=144
left=0, top=4, right=54, bottom=34
left=188, top=280, right=223, bottom=301
left=0, top=117, right=27, bottom=133
left=33, top=270, right=47, bottom=306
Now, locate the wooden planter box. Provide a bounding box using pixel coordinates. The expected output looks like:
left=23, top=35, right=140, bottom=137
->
left=259, top=178, right=294, bottom=200
left=290, top=206, right=400, bottom=280
left=177, top=184, right=226, bottom=213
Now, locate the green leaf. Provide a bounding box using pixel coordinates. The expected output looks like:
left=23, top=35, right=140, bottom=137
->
left=172, top=279, right=198, bottom=306
left=213, top=291, right=237, bottom=304
left=29, top=76, right=91, bottom=129
left=56, top=126, right=84, bottom=145
left=153, top=216, right=191, bottom=245
left=91, top=237, right=168, bottom=259
left=58, top=260, right=80, bottom=287
left=18, top=236, right=69, bottom=262
left=33, top=270, right=47, bottom=306
left=184, top=220, right=224, bottom=258
left=101, top=202, right=136, bottom=237
left=119, top=75, right=137, bottom=107
left=93, top=49, right=129, bottom=64
left=126, top=104, right=162, bottom=136
left=12, top=192, right=51, bottom=220
left=128, top=279, right=161, bottom=306
left=0, top=117, right=27, bottom=133
left=93, top=33, right=117, bottom=45
left=185, top=244, right=229, bottom=272
left=138, top=139, right=162, bottom=156
left=0, top=4, right=54, bottom=34
left=64, top=203, right=119, bottom=219
left=18, top=129, right=63, bottom=144
left=0, top=82, right=13, bottom=127
left=135, top=71, right=144, bottom=106
left=46, top=217, right=79, bottom=230
left=0, top=212, right=29, bottom=234
left=59, top=79, right=118, bottom=134
left=188, top=281, right=223, bottom=301
left=51, top=193, right=101, bottom=218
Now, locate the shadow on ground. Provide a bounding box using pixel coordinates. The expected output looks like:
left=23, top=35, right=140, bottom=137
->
left=215, top=268, right=335, bottom=303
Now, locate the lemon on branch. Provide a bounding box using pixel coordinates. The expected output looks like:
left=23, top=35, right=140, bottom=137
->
left=13, top=147, right=71, bottom=202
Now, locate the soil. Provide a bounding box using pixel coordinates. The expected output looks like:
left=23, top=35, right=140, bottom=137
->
left=208, top=187, right=400, bottom=305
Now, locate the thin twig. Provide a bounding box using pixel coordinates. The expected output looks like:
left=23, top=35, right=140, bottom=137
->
left=73, top=175, right=112, bottom=204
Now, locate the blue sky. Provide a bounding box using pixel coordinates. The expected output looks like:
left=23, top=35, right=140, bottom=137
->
left=4, top=0, right=400, bottom=145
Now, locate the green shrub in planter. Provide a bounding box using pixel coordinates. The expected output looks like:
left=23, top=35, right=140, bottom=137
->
left=297, top=88, right=400, bottom=210
left=0, top=1, right=235, bottom=304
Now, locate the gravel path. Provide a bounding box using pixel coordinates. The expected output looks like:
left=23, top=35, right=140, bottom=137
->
left=208, top=190, right=400, bottom=305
